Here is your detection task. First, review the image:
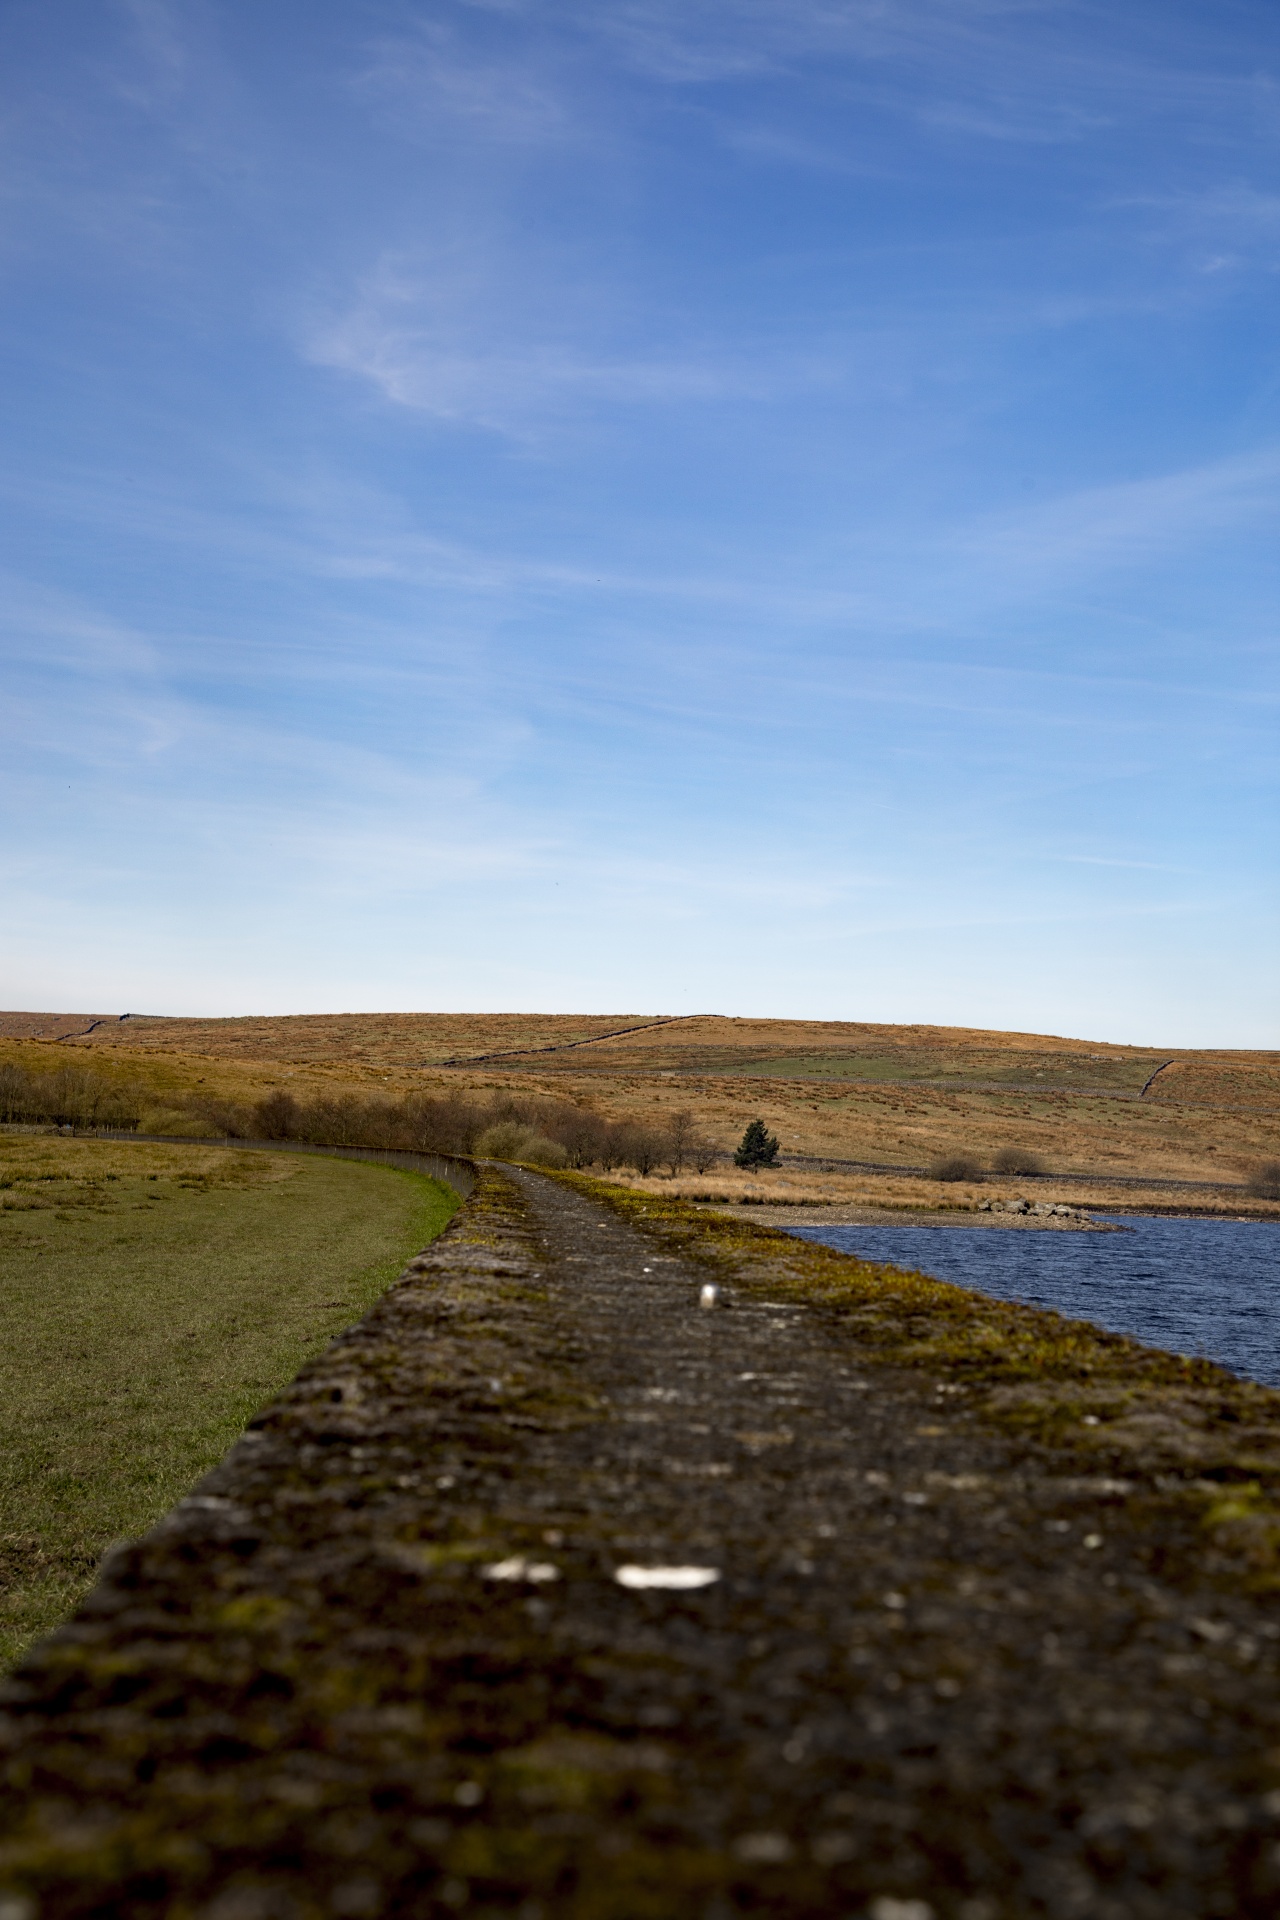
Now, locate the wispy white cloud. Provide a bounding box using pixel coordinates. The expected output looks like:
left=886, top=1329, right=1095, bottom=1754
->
left=305, top=246, right=836, bottom=431
left=0, top=0, right=265, bottom=285
left=1058, top=854, right=1196, bottom=872
left=948, top=444, right=1280, bottom=585
left=914, top=94, right=1114, bottom=145
left=1114, top=182, right=1280, bottom=276
left=0, top=571, right=161, bottom=677
left=115, top=0, right=195, bottom=112
left=557, top=0, right=1053, bottom=88
left=546, top=0, right=1270, bottom=139
left=7, top=425, right=1280, bottom=683
left=365, top=0, right=1240, bottom=165
left=358, top=19, right=575, bottom=147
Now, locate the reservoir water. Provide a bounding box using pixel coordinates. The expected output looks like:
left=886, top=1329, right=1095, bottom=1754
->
left=784, top=1216, right=1280, bottom=1387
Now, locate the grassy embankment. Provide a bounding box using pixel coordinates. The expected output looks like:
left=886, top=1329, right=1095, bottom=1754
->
left=0, top=1134, right=460, bottom=1667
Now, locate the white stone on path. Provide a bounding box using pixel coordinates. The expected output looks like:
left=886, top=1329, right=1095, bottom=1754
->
left=614, top=1565, right=720, bottom=1590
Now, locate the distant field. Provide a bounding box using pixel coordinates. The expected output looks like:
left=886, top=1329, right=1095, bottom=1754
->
left=5, top=1007, right=1274, bottom=1102
left=0, top=1009, right=666, bottom=1068
left=550, top=1042, right=1169, bottom=1094
left=1, top=1008, right=1277, bottom=1202
left=0, top=1136, right=459, bottom=1666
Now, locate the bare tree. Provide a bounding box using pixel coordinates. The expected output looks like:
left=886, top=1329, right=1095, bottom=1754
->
left=690, top=1135, right=719, bottom=1174
left=665, top=1109, right=695, bottom=1175
left=0, top=1062, right=28, bottom=1122
left=554, top=1106, right=608, bottom=1169
left=253, top=1091, right=299, bottom=1139
left=621, top=1126, right=663, bottom=1177
left=597, top=1122, right=628, bottom=1171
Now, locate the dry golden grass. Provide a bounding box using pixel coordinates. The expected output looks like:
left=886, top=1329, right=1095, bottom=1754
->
left=3, top=1010, right=1276, bottom=1202
left=587, top=1162, right=1280, bottom=1219
left=0, top=1010, right=661, bottom=1069
left=0, top=1037, right=294, bottom=1107
left=452, top=1060, right=1280, bottom=1196
left=1143, top=1055, right=1280, bottom=1107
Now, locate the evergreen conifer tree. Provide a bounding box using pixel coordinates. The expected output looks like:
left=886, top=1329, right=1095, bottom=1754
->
left=734, top=1118, right=780, bottom=1168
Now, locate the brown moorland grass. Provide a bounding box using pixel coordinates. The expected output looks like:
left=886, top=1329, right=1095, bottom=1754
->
left=16, top=1007, right=1275, bottom=1102
left=0, top=1035, right=292, bottom=1106
left=0, top=1010, right=666, bottom=1068
left=458, top=1063, right=1280, bottom=1207
left=2, top=1010, right=1277, bottom=1210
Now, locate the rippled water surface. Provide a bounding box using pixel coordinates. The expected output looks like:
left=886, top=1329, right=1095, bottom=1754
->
left=785, top=1216, right=1280, bottom=1386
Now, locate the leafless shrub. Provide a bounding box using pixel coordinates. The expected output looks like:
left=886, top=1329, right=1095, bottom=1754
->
left=992, top=1146, right=1045, bottom=1176
left=473, top=1121, right=568, bottom=1167
left=596, top=1124, right=628, bottom=1171
left=297, top=1093, right=369, bottom=1146
left=1248, top=1161, right=1280, bottom=1201
left=551, top=1107, right=608, bottom=1169
left=136, top=1104, right=221, bottom=1139
left=238, top=1083, right=623, bottom=1167
left=614, top=1124, right=663, bottom=1176
left=0, top=1057, right=703, bottom=1182
left=526, top=1135, right=571, bottom=1169
left=397, top=1094, right=486, bottom=1156
left=690, top=1135, right=719, bottom=1174
left=929, top=1153, right=985, bottom=1183
left=177, top=1094, right=250, bottom=1138
left=253, top=1091, right=300, bottom=1139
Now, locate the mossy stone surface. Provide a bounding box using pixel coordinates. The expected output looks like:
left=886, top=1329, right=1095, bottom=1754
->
left=3, top=1166, right=1280, bottom=1917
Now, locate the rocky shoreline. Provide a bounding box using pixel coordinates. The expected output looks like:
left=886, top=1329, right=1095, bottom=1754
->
left=709, top=1200, right=1118, bottom=1230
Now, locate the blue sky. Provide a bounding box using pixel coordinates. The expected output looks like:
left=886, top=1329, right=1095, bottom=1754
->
left=1, top=0, right=1276, bottom=1043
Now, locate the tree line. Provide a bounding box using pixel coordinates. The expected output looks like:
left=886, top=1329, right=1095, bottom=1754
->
left=0, top=1062, right=146, bottom=1131
left=0, top=1058, right=723, bottom=1176
left=242, top=1086, right=722, bottom=1175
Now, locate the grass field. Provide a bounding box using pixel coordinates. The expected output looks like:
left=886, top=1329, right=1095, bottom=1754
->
left=0, top=1134, right=460, bottom=1667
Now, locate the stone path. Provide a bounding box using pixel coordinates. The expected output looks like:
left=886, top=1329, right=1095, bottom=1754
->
left=2, top=1165, right=1279, bottom=1919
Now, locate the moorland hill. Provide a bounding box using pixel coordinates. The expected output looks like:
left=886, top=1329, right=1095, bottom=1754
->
left=2, top=1009, right=1277, bottom=1214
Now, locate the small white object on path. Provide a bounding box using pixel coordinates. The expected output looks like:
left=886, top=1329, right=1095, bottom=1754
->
left=699, top=1283, right=721, bottom=1309
left=615, top=1565, right=721, bottom=1590
left=483, top=1556, right=560, bottom=1583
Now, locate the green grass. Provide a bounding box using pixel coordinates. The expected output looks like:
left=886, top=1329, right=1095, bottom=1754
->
left=0, top=1135, right=461, bottom=1666
left=725, top=1050, right=1162, bottom=1089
